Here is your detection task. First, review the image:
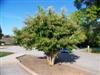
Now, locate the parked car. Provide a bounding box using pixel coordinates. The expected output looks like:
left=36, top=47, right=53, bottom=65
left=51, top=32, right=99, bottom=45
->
left=60, top=48, right=68, bottom=53
left=0, top=41, right=5, bottom=45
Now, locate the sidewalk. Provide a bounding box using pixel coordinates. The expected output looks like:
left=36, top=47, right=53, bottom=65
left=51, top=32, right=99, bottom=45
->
left=0, top=53, right=31, bottom=75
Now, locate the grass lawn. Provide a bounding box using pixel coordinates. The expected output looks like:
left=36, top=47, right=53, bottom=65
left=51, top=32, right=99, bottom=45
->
left=0, top=51, right=13, bottom=57
left=91, top=48, right=100, bottom=53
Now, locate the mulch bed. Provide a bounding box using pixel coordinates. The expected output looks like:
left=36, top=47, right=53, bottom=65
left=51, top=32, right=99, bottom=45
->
left=17, top=55, right=95, bottom=75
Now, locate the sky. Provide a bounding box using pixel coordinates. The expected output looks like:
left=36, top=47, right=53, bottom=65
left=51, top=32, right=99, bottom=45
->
left=0, top=0, right=77, bottom=35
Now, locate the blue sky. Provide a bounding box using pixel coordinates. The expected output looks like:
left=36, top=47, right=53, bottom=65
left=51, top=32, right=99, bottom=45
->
left=0, top=0, right=76, bottom=35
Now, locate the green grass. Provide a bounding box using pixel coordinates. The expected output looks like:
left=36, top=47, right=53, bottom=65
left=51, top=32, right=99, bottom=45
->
left=91, top=48, right=100, bottom=53
left=0, top=51, right=13, bottom=57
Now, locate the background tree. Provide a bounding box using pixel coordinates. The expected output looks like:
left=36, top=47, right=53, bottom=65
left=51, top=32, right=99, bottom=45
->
left=74, top=0, right=100, bottom=20
left=0, top=26, right=3, bottom=39
left=13, top=7, right=86, bottom=65
left=74, top=0, right=100, bottom=47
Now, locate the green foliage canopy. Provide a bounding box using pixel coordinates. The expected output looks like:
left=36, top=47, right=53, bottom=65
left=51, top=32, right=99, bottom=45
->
left=13, top=7, right=86, bottom=56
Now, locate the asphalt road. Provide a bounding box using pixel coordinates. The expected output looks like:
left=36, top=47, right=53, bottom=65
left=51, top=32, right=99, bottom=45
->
left=68, top=50, right=100, bottom=75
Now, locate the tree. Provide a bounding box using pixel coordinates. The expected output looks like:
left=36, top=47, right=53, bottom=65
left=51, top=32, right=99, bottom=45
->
left=83, top=21, right=100, bottom=47
left=74, top=0, right=100, bottom=20
left=0, top=26, right=3, bottom=39
left=13, top=7, right=86, bottom=65
left=91, top=21, right=100, bottom=47
left=74, top=0, right=100, bottom=47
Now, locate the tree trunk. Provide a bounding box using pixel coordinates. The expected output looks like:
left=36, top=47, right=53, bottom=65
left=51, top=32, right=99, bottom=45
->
left=51, top=56, right=56, bottom=65
left=47, top=56, right=56, bottom=66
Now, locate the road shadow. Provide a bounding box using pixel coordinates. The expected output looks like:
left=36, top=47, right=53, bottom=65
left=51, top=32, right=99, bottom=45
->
left=55, top=53, right=79, bottom=64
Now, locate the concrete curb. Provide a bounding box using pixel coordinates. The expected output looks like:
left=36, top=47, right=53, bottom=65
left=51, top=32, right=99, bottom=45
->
left=16, top=59, right=39, bottom=75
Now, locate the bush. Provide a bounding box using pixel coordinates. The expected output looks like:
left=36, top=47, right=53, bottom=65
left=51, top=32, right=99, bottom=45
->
left=91, top=48, right=100, bottom=53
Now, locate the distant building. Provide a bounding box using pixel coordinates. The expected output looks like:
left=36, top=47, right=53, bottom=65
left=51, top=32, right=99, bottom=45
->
left=0, top=35, right=13, bottom=45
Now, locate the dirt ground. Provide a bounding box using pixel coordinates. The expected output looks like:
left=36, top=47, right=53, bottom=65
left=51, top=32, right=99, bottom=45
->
left=17, top=55, right=96, bottom=75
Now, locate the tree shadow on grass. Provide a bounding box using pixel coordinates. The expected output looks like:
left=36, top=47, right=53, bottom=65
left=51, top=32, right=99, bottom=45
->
left=55, top=53, right=79, bottom=64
